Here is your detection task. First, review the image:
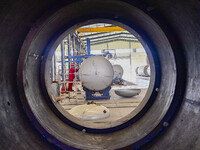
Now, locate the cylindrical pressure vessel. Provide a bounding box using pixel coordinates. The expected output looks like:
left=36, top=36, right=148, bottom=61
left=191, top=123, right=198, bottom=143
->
left=79, top=56, right=114, bottom=91
left=113, top=64, right=124, bottom=80
left=136, top=65, right=150, bottom=76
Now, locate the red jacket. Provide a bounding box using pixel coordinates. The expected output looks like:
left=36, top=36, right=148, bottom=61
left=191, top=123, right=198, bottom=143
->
left=69, top=68, right=79, bottom=81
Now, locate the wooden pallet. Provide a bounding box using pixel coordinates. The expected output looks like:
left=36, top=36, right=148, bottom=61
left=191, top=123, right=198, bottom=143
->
left=57, top=81, right=85, bottom=102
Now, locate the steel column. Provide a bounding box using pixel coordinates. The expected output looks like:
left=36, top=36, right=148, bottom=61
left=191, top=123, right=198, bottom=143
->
left=61, top=41, right=65, bottom=81
left=87, top=38, right=91, bottom=55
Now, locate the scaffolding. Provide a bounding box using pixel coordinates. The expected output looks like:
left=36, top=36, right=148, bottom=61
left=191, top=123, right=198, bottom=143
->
left=51, top=32, right=87, bottom=102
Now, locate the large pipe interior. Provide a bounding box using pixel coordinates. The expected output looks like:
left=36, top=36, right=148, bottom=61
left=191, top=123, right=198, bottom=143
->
left=0, top=1, right=199, bottom=150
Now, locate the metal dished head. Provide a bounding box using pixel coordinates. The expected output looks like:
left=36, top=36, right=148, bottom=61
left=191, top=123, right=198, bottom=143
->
left=114, top=89, right=141, bottom=98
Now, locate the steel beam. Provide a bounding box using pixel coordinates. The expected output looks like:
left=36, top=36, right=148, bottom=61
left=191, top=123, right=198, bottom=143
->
left=90, top=38, right=138, bottom=46
left=81, top=33, right=136, bottom=41
left=80, top=31, right=130, bottom=38
left=76, top=26, right=126, bottom=33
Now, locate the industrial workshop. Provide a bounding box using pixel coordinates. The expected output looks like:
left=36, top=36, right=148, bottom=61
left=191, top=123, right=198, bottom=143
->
left=0, top=1, right=199, bottom=150
left=50, top=23, right=150, bottom=125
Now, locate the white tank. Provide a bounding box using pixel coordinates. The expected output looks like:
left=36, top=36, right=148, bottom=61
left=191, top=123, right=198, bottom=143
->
left=137, top=65, right=150, bottom=76
left=79, top=56, right=114, bottom=91
left=113, top=65, right=124, bottom=79
left=147, top=66, right=151, bottom=76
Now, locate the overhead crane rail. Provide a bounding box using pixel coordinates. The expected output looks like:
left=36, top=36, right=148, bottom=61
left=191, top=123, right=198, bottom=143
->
left=76, top=26, right=126, bottom=33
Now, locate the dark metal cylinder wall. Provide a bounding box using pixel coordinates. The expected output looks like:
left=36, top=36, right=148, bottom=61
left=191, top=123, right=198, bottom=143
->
left=0, top=0, right=199, bottom=150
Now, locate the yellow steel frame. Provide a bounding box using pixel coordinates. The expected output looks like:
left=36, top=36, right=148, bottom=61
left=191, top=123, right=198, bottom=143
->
left=76, top=26, right=126, bottom=33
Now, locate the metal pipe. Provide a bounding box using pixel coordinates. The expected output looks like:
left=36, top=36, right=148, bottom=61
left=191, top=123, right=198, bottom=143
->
left=51, top=54, right=56, bottom=82
left=68, top=34, right=71, bottom=69
left=61, top=41, right=65, bottom=81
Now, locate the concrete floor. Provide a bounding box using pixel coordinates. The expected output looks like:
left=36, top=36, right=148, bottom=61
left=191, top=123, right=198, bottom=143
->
left=58, top=84, right=148, bottom=124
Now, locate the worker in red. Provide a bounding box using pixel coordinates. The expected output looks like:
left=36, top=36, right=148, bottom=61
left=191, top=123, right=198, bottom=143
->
left=68, top=62, right=79, bottom=91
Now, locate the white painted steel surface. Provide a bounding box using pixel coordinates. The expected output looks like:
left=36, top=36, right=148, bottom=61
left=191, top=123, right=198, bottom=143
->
left=79, top=56, right=114, bottom=91
left=114, top=89, right=141, bottom=98
left=147, top=66, right=150, bottom=76
left=113, top=64, right=124, bottom=79
left=137, top=65, right=150, bottom=76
